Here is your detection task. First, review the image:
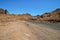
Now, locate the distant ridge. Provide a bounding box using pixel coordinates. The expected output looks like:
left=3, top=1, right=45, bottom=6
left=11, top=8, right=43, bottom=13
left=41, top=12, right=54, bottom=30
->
left=36, top=8, right=60, bottom=22
left=0, top=8, right=60, bottom=23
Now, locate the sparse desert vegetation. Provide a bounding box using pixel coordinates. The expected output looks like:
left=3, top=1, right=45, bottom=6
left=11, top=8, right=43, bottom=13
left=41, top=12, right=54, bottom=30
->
left=0, top=8, right=60, bottom=40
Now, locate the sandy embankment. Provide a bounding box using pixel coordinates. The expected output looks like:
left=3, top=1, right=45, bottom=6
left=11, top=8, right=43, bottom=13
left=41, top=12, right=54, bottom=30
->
left=0, top=21, right=60, bottom=40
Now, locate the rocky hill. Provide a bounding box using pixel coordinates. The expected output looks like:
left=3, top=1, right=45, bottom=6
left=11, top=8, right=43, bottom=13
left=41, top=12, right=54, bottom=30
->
left=36, top=8, right=60, bottom=22
left=0, top=8, right=60, bottom=23
left=0, top=8, right=60, bottom=40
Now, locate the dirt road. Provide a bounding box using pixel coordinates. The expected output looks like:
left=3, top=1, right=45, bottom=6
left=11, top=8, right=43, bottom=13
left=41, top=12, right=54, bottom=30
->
left=0, top=21, right=60, bottom=40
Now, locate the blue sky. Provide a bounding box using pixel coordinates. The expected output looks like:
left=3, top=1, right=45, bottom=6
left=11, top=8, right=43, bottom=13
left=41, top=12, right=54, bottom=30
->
left=0, top=0, right=60, bottom=16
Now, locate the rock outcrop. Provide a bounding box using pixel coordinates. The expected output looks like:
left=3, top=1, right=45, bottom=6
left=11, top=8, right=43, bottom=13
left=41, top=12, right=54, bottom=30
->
left=0, top=8, right=8, bottom=14
left=37, top=8, right=60, bottom=22
left=0, top=8, right=60, bottom=22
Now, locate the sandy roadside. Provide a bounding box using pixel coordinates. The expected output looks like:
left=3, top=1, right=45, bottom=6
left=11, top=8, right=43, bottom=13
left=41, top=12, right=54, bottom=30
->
left=0, top=21, right=60, bottom=40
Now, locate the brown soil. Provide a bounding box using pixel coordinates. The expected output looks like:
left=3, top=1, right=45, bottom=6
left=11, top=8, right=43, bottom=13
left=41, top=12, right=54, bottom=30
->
left=0, top=20, right=60, bottom=40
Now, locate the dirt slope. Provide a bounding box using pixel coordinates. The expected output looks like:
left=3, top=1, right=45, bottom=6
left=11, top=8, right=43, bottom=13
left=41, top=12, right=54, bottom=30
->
left=0, top=21, right=60, bottom=40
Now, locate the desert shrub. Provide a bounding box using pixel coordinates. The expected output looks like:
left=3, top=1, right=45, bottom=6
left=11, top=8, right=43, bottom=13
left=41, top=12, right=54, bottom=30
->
left=58, top=13, right=60, bottom=15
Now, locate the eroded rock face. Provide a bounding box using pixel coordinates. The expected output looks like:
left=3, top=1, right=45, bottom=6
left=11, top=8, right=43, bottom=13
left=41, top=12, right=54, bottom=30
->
left=0, top=8, right=8, bottom=14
